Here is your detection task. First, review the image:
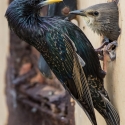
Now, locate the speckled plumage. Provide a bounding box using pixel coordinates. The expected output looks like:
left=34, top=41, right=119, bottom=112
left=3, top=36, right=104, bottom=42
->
left=38, top=55, right=53, bottom=79
left=88, top=76, right=119, bottom=125
left=5, top=0, right=120, bottom=125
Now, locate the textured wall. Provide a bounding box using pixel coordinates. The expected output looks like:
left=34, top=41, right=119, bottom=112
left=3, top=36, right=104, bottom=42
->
left=0, top=1, right=9, bottom=125
left=75, top=0, right=125, bottom=125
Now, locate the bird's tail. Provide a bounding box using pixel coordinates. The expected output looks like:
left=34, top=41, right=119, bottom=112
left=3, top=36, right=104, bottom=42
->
left=88, top=76, right=120, bottom=125
left=99, top=92, right=120, bottom=125
left=64, top=34, right=97, bottom=125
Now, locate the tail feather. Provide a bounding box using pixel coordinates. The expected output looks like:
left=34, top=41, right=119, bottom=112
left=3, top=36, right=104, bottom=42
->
left=88, top=76, right=120, bottom=125
left=64, top=34, right=97, bottom=125
left=99, top=92, right=120, bottom=125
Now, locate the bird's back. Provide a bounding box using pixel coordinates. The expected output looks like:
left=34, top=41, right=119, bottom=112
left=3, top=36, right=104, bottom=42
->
left=53, top=18, right=103, bottom=80
left=38, top=17, right=104, bottom=82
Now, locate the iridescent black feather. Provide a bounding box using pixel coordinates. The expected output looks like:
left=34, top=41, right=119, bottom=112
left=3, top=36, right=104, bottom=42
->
left=5, top=0, right=120, bottom=125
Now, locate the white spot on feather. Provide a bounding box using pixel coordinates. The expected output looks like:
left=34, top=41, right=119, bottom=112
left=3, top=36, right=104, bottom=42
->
left=77, top=54, right=86, bottom=67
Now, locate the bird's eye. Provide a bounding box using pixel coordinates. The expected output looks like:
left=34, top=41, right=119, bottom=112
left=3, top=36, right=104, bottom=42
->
left=93, top=11, right=99, bottom=16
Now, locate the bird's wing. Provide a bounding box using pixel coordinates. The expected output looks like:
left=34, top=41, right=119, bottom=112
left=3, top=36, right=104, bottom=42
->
left=38, top=55, right=53, bottom=79
left=45, top=30, right=97, bottom=125
left=61, top=21, right=103, bottom=79
left=64, top=34, right=97, bottom=125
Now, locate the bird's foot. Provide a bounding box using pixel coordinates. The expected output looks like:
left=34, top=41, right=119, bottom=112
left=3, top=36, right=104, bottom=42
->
left=95, top=49, right=103, bottom=60
left=103, top=41, right=118, bottom=61
left=95, top=37, right=109, bottom=60
left=96, top=37, right=110, bottom=51
left=95, top=40, right=117, bottom=72
left=96, top=41, right=117, bottom=72
left=95, top=37, right=117, bottom=61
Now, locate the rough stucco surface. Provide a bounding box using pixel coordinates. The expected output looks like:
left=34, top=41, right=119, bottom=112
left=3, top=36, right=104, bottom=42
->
left=75, top=0, right=124, bottom=125
left=0, top=1, right=9, bottom=125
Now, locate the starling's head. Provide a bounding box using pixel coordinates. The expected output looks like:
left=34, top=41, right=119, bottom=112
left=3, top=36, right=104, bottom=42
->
left=70, top=2, right=120, bottom=40
left=70, top=2, right=118, bottom=25
left=5, top=0, right=63, bottom=33
left=70, top=2, right=118, bottom=27
left=6, top=0, right=63, bottom=16
left=5, top=0, right=63, bottom=43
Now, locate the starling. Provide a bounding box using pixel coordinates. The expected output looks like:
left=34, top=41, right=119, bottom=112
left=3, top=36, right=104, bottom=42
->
left=70, top=2, right=120, bottom=60
left=5, top=0, right=120, bottom=125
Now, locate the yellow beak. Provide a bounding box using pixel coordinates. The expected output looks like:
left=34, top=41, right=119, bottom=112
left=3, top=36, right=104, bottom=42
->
left=45, top=0, right=63, bottom=4
left=37, top=0, right=63, bottom=9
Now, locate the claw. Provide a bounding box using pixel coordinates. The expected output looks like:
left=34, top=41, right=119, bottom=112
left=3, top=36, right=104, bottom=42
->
left=106, top=41, right=118, bottom=50
left=96, top=37, right=110, bottom=51
left=95, top=49, right=104, bottom=60
left=105, top=41, right=118, bottom=61
left=102, top=37, right=110, bottom=43
left=95, top=40, right=118, bottom=72
left=95, top=40, right=117, bottom=61
left=100, top=41, right=118, bottom=72
left=95, top=49, right=103, bottom=56
left=108, top=51, right=116, bottom=61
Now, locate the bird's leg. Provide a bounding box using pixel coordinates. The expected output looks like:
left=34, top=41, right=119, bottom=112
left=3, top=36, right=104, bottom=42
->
left=96, top=40, right=117, bottom=72
left=95, top=37, right=109, bottom=60
left=95, top=49, right=104, bottom=60
left=95, top=37, right=110, bottom=51
left=104, top=41, right=118, bottom=61
left=95, top=37, right=109, bottom=58
left=102, top=41, right=117, bottom=72
left=103, top=46, right=109, bottom=73
left=95, top=37, right=117, bottom=61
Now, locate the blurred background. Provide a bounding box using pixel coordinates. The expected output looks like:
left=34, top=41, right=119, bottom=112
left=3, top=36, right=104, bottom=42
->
left=0, top=1, right=9, bottom=125
left=0, top=0, right=76, bottom=125
left=1, top=0, right=125, bottom=125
